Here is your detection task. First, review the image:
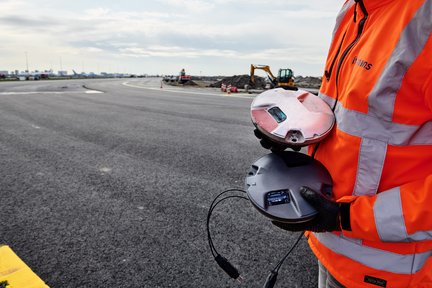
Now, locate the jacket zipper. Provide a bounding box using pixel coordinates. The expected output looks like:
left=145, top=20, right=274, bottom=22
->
left=332, top=0, right=368, bottom=109
left=314, top=0, right=368, bottom=158
left=325, top=32, right=347, bottom=81
left=335, top=14, right=368, bottom=86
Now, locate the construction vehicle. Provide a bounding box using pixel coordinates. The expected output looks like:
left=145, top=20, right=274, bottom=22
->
left=178, top=68, right=191, bottom=84
left=250, top=64, right=296, bottom=90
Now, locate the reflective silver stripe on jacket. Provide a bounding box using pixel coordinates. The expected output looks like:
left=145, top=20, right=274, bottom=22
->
left=314, top=232, right=432, bottom=274
left=318, top=92, right=432, bottom=196
left=354, top=138, right=387, bottom=196
left=374, top=187, right=407, bottom=242
left=368, top=0, right=432, bottom=120
left=319, top=95, right=432, bottom=146
left=359, top=0, right=431, bottom=195
left=374, top=187, right=432, bottom=242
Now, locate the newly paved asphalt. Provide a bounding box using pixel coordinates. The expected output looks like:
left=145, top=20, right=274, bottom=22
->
left=0, top=78, right=318, bottom=287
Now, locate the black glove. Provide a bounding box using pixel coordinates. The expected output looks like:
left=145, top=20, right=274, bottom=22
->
left=253, top=128, right=288, bottom=152
left=272, top=186, right=341, bottom=232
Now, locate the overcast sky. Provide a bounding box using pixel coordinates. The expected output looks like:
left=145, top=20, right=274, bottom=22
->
left=1, top=0, right=341, bottom=76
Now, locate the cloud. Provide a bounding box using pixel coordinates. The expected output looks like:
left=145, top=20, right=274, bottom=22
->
left=119, top=46, right=238, bottom=58
left=0, top=0, right=341, bottom=75
left=159, top=0, right=215, bottom=13
left=84, top=47, right=104, bottom=53
left=0, top=15, right=59, bottom=29
left=119, top=45, right=324, bottom=65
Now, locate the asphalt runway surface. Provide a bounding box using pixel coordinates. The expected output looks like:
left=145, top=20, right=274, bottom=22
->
left=0, top=78, right=318, bottom=287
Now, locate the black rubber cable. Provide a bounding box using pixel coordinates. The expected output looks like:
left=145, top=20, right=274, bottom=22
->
left=207, top=189, right=247, bottom=257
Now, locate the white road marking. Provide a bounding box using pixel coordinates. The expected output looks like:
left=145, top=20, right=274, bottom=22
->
left=122, top=82, right=255, bottom=99
left=31, top=124, right=41, bottom=129
left=99, top=167, right=112, bottom=173
left=85, top=90, right=104, bottom=94
left=0, top=90, right=103, bottom=95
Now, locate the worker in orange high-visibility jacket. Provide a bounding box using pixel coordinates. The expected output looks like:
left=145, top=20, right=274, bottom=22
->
left=257, top=0, right=432, bottom=287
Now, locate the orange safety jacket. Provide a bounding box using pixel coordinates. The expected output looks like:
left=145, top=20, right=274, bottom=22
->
left=307, top=0, right=432, bottom=287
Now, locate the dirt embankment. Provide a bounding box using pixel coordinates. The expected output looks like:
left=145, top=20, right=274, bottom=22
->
left=209, top=75, right=268, bottom=89
left=163, top=74, right=322, bottom=90
left=294, top=76, right=322, bottom=89
left=210, top=75, right=322, bottom=90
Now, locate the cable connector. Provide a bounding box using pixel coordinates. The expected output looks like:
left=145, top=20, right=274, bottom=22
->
left=263, top=270, right=278, bottom=288
left=215, top=254, right=241, bottom=280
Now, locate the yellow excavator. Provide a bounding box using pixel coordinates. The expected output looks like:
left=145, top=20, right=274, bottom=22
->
left=250, top=64, right=296, bottom=90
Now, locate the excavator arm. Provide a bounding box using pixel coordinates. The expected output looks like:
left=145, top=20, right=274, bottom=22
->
left=250, top=64, right=295, bottom=89
left=250, top=64, right=277, bottom=86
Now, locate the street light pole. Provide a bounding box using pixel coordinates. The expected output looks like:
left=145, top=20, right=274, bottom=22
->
left=25, top=51, right=29, bottom=72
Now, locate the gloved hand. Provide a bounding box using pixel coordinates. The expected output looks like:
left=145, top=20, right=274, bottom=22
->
left=253, top=128, right=288, bottom=152
left=272, top=186, right=341, bottom=232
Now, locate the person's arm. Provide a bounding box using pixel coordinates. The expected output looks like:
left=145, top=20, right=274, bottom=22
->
left=338, top=176, right=432, bottom=242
